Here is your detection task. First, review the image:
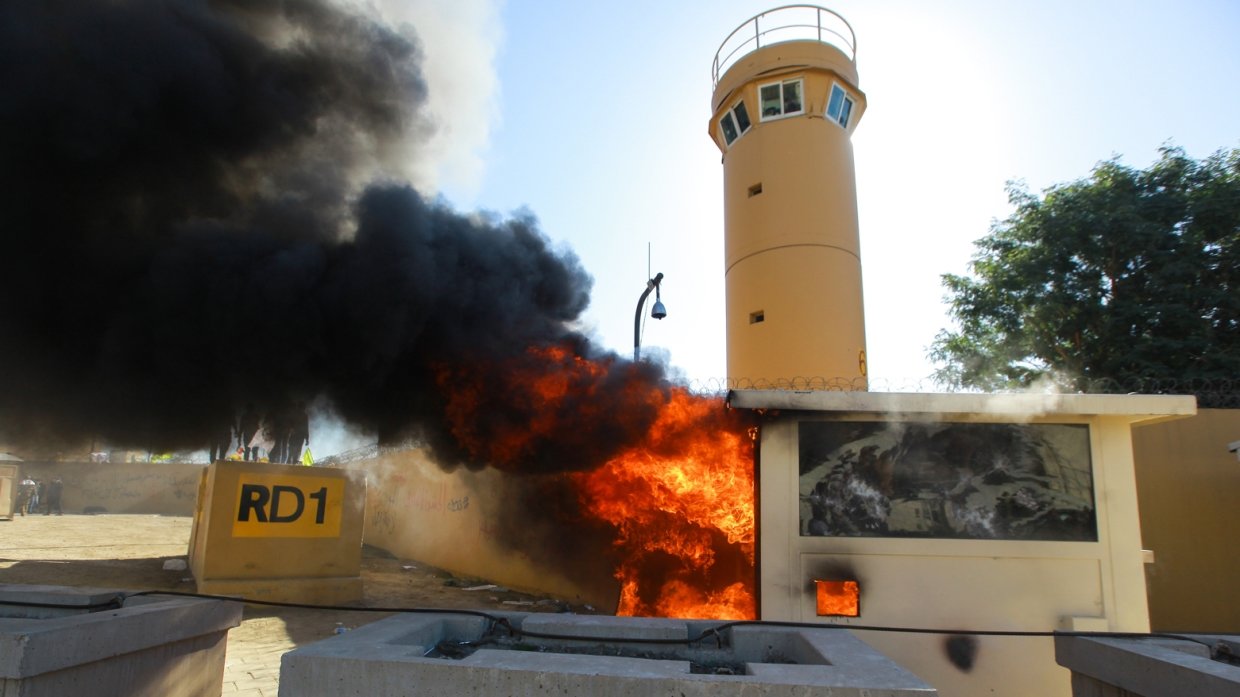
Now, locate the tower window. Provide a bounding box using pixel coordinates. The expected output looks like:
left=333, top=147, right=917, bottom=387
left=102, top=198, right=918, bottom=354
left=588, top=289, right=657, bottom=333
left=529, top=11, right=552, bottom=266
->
left=719, top=100, right=752, bottom=147
left=827, top=83, right=854, bottom=128
left=750, top=310, right=765, bottom=324
left=759, top=78, right=804, bottom=120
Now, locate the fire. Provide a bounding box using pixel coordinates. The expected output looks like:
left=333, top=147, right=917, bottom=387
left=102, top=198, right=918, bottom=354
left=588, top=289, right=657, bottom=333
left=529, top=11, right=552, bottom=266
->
left=438, top=344, right=757, bottom=620
left=575, top=385, right=757, bottom=620
left=815, top=579, right=860, bottom=617
left=437, top=343, right=665, bottom=473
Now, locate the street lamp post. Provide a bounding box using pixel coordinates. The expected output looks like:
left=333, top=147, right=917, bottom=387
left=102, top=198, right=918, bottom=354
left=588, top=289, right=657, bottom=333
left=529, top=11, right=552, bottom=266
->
left=633, top=272, right=666, bottom=361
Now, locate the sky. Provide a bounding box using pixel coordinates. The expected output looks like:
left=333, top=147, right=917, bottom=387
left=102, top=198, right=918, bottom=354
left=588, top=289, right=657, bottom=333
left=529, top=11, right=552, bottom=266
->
left=399, top=0, right=1240, bottom=388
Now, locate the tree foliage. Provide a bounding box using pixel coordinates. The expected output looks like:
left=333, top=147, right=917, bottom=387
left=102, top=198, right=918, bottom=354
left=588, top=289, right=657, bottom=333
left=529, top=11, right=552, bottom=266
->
left=931, top=146, right=1240, bottom=400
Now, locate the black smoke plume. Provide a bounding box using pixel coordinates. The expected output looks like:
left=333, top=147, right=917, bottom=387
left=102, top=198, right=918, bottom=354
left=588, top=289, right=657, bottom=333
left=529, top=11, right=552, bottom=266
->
left=0, top=0, right=666, bottom=470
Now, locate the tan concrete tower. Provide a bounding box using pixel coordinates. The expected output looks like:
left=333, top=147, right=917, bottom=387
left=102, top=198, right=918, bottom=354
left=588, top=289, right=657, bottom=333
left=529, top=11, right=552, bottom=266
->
left=709, top=6, right=867, bottom=389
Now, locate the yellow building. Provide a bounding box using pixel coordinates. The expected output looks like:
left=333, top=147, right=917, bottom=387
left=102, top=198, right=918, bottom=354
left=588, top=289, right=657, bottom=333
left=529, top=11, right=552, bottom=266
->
left=709, top=6, right=868, bottom=388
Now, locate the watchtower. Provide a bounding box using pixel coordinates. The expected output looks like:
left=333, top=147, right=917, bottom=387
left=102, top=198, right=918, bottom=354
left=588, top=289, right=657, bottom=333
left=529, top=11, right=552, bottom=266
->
left=709, top=6, right=867, bottom=388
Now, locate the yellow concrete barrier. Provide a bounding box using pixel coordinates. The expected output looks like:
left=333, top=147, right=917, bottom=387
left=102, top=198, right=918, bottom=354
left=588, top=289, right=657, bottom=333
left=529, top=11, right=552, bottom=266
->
left=188, top=461, right=365, bottom=604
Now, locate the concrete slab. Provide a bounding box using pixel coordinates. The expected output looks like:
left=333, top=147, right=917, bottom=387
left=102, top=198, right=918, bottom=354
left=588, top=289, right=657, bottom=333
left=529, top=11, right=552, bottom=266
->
left=0, top=583, right=124, bottom=619
left=1055, top=634, right=1240, bottom=697
left=0, top=584, right=242, bottom=697
left=279, top=612, right=936, bottom=696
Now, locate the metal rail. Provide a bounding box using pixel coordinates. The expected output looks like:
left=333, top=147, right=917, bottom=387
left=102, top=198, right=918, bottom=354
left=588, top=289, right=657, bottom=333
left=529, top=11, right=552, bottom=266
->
left=712, top=5, right=856, bottom=88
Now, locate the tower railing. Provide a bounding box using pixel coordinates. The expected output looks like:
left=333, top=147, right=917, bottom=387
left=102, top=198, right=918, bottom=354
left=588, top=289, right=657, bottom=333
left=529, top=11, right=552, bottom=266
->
left=712, top=4, right=856, bottom=88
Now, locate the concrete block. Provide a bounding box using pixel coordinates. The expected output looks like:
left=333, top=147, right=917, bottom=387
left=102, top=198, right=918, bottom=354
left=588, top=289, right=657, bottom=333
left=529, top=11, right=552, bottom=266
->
left=279, top=612, right=936, bottom=696
left=0, top=583, right=242, bottom=697
left=188, top=461, right=366, bottom=605
left=0, top=584, right=124, bottom=620
left=1055, top=634, right=1240, bottom=697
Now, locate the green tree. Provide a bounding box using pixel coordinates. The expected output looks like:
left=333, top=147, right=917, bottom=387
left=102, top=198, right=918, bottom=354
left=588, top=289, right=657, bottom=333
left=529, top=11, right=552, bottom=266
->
left=931, top=146, right=1240, bottom=404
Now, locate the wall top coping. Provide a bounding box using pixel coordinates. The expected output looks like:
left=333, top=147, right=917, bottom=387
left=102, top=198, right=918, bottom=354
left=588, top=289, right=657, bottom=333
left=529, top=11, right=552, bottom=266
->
left=727, top=390, right=1196, bottom=423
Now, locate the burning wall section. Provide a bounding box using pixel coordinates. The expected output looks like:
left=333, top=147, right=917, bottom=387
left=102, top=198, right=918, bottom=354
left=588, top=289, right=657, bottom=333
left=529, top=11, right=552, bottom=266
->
left=352, top=381, right=759, bottom=620
left=347, top=446, right=622, bottom=610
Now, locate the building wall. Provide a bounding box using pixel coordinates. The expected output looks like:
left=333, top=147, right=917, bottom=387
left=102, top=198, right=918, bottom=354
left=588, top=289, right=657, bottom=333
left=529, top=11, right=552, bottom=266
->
left=758, top=405, right=1163, bottom=697
left=13, top=460, right=202, bottom=515
left=1132, top=408, right=1240, bottom=632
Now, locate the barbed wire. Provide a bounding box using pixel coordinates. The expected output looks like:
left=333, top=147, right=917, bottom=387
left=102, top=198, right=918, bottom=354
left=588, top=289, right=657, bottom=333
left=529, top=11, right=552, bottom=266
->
left=314, top=440, right=420, bottom=468
left=1061, top=377, right=1239, bottom=409
left=312, top=376, right=1236, bottom=466
left=681, top=375, right=1239, bottom=409
left=681, top=376, right=919, bottom=397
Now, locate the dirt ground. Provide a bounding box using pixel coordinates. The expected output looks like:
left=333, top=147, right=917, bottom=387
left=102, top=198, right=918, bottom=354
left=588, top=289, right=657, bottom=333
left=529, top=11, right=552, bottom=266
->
left=0, top=512, right=602, bottom=611
left=0, top=512, right=602, bottom=695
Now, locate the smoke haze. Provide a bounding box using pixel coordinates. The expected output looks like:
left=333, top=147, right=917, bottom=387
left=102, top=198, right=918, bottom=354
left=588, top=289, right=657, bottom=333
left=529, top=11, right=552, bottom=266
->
left=367, top=0, right=503, bottom=196
left=0, top=0, right=664, bottom=471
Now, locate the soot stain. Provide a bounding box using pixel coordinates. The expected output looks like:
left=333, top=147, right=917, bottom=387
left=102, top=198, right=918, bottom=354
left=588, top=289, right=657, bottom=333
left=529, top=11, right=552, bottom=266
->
left=944, top=635, right=979, bottom=672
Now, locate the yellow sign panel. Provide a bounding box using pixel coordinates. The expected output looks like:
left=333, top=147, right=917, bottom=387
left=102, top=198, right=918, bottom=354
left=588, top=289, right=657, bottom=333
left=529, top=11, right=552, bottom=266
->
left=232, top=473, right=345, bottom=538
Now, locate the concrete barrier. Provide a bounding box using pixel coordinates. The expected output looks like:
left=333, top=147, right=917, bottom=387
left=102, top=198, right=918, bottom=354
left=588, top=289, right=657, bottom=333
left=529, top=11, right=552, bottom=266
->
left=188, top=460, right=366, bottom=604
left=1055, top=634, right=1240, bottom=697
left=0, top=583, right=241, bottom=697
left=279, top=611, right=936, bottom=696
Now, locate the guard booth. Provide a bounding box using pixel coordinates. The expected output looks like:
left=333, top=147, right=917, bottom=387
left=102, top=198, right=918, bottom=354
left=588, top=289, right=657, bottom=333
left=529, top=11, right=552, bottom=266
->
left=188, top=460, right=366, bottom=604
left=0, top=463, right=17, bottom=519
left=729, top=390, right=1195, bottom=697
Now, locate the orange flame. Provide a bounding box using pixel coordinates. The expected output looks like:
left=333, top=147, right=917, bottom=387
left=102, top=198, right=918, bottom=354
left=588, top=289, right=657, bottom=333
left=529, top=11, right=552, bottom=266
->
left=576, top=386, right=756, bottom=620
left=437, top=344, right=664, bottom=472
left=438, top=344, right=757, bottom=620
left=815, top=579, right=859, bottom=617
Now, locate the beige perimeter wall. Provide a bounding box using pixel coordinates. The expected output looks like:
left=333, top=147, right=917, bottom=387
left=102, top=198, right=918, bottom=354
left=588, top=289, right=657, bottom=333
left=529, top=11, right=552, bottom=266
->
left=1133, top=408, right=1240, bottom=632
left=342, top=448, right=621, bottom=610
left=12, top=460, right=203, bottom=516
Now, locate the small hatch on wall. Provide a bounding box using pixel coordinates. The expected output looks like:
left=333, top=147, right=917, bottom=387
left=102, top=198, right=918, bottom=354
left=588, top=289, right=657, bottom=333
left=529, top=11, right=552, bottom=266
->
left=815, top=579, right=860, bottom=617
left=750, top=310, right=765, bottom=324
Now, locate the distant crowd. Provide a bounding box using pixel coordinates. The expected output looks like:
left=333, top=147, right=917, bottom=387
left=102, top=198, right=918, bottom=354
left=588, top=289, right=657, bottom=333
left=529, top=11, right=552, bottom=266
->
left=210, top=402, right=312, bottom=465
left=15, top=475, right=62, bottom=515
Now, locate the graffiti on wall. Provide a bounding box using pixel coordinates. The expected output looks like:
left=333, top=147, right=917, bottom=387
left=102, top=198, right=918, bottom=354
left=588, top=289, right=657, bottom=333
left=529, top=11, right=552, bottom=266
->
left=799, top=421, right=1096, bottom=541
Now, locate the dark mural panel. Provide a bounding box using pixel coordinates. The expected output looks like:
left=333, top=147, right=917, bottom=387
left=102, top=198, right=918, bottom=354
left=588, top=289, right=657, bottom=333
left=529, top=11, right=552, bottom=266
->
left=798, top=421, right=1096, bottom=541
